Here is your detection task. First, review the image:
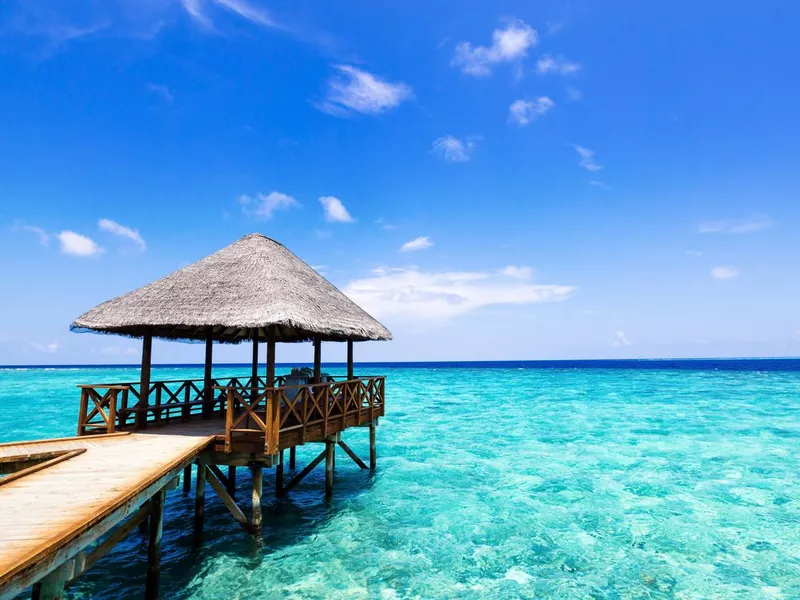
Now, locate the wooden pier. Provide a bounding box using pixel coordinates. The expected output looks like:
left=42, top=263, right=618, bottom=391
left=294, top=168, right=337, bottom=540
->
left=0, top=234, right=393, bottom=598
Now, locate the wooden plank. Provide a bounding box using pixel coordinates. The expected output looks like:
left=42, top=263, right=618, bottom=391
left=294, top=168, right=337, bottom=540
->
left=337, top=440, right=367, bottom=470
left=205, top=467, right=251, bottom=533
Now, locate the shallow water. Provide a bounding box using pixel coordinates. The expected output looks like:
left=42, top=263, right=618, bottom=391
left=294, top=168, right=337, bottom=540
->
left=2, top=362, right=799, bottom=599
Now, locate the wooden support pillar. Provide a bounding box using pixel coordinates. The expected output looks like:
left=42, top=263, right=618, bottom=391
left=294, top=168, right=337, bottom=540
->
left=250, top=464, right=263, bottom=535
left=325, top=439, right=334, bottom=498
left=370, top=421, right=377, bottom=470
left=202, top=330, right=213, bottom=419
left=136, top=331, right=153, bottom=429
left=145, top=489, right=166, bottom=600
left=194, top=462, right=206, bottom=538
left=31, top=566, right=67, bottom=600
left=276, top=451, right=284, bottom=496
left=182, top=465, right=191, bottom=494
left=266, top=328, right=276, bottom=388
left=289, top=447, right=296, bottom=470
left=347, top=340, right=354, bottom=380
left=313, top=337, right=322, bottom=384
left=251, top=334, right=259, bottom=384
left=226, top=466, right=236, bottom=496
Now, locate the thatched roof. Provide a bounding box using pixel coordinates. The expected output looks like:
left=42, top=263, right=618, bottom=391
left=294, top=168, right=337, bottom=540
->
left=71, top=233, right=392, bottom=344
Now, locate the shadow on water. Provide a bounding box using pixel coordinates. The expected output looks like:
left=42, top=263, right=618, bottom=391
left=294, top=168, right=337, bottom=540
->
left=52, top=456, right=378, bottom=600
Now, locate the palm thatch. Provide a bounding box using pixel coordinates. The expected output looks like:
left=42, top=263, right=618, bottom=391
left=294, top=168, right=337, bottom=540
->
left=71, top=233, right=392, bottom=344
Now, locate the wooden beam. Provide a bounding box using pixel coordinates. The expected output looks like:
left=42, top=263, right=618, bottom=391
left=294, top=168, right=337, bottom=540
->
left=182, top=465, right=191, bottom=494
left=265, top=327, right=275, bottom=388
left=145, top=489, right=165, bottom=600
left=337, top=440, right=368, bottom=470
left=251, top=335, right=259, bottom=383
left=347, top=340, right=354, bottom=380
left=194, top=462, right=206, bottom=539
left=206, top=464, right=231, bottom=491
left=206, top=466, right=252, bottom=533
left=202, top=330, right=213, bottom=419
left=79, top=502, right=151, bottom=577
left=31, top=564, right=68, bottom=600
left=325, top=440, right=334, bottom=498
left=313, top=338, right=322, bottom=384
left=277, top=450, right=326, bottom=497
left=250, top=464, right=263, bottom=535
left=136, top=332, right=152, bottom=429
left=289, top=447, right=296, bottom=470
left=369, top=421, right=377, bottom=470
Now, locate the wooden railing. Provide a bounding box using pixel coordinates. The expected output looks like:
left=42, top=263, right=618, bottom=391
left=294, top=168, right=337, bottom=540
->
left=222, top=377, right=386, bottom=455
left=77, top=374, right=385, bottom=439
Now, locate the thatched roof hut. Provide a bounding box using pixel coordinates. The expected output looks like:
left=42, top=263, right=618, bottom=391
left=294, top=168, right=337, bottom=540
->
left=71, top=233, right=392, bottom=344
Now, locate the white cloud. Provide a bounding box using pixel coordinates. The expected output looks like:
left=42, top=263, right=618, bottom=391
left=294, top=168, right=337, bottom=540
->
left=239, top=191, right=299, bottom=219
left=344, top=266, right=574, bottom=320
left=500, top=265, right=533, bottom=279
left=400, top=236, right=433, bottom=252
left=181, top=0, right=213, bottom=29
left=146, top=83, right=174, bottom=102
left=17, top=223, right=49, bottom=246
left=317, top=65, right=412, bottom=117
left=698, top=215, right=774, bottom=234
left=573, top=145, right=602, bottom=171
left=98, top=219, right=146, bottom=250
left=588, top=180, right=609, bottom=189
left=433, top=135, right=480, bottom=162
left=566, top=87, right=582, bottom=102
left=536, top=54, right=581, bottom=75
left=212, top=0, right=276, bottom=27
left=319, top=196, right=354, bottom=223
left=375, top=218, right=396, bottom=230
left=58, top=231, right=103, bottom=257
left=100, top=346, right=138, bottom=356
left=509, top=97, right=554, bottom=125
left=612, top=331, right=632, bottom=347
left=452, top=19, right=538, bottom=76
left=29, top=341, right=59, bottom=353
left=711, top=266, right=739, bottom=280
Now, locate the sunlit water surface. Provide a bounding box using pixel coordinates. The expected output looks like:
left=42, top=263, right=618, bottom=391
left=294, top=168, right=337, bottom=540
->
left=1, top=362, right=799, bottom=599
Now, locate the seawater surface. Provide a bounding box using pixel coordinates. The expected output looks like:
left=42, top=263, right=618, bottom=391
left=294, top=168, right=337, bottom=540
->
left=1, top=360, right=799, bottom=599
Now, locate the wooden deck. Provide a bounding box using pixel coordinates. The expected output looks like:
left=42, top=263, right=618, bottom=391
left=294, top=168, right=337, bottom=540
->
left=0, top=429, right=216, bottom=598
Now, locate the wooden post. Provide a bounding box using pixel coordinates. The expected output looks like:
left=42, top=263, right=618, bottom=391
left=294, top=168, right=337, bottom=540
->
left=31, top=566, right=67, bottom=600
left=194, top=462, right=206, bottom=538
left=182, top=465, right=191, bottom=494
left=266, top=328, right=275, bottom=387
left=226, top=466, right=236, bottom=496
left=289, top=447, right=296, bottom=470
left=203, top=330, right=213, bottom=419
left=265, top=327, right=277, bottom=455
left=369, top=421, right=377, bottom=470
left=276, top=450, right=284, bottom=496
left=347, top=340, right=354, bottom=380
left=137, top=331, right=153, bottom=429
left=313, top=337, right=322, bottom=384
left=250, top=464, right=263, bottom=535
left=145, top=489, right=166, bottom=600
left=325, top=440, right=334, bottom=498
left=251, top=334, right=259, bottom=384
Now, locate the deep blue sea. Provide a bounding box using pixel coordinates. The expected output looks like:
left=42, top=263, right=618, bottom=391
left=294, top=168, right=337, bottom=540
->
left=2, top=359, right=799, bottom=599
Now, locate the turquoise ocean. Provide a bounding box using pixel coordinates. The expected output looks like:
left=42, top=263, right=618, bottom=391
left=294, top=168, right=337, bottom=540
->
left=2, top=360, right=799, bottom=599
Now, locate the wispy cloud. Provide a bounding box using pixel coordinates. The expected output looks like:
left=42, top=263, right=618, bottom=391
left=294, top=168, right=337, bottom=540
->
left=375, top=218, right=396, bottom=231
left=612, top=331, right=632, bottom=347
left=400, top=236, right=433, bottom=252
left=686, top=250, right=704, bottom=256
left=500, top=265, right=533, bottom=279
left=698, top=215, right=774, bottom=234
left=98, top=219, right=146, bottom=250
left=344, top=266, right=574, bottom=320
left=211, top=0, right=277, bottom=27
left=509, top=97, right=554, bottom=125
left=146, top=83, right=174, bottom=103
left=316, top=65, right=412, bottom=117
left=58, top=231, right=103, bottom=257
left=29, top=340, right=59, bottom=353
left=319, top=196, right=354, bottom=223
left=573, top=145, right=602, bottom=171
left=588, top=180, right=609, bottom=189
left=566, top=87, right=582, bottom=102
left=15, top=222, right=50, bottom=246
left=433, top=135, right=480, bottom=162
left=452, top=19, right=538, bottom=77
left=711, top=266, right=739, bottom=280
left=536, top=54, right=581, bottom=75
left=239, top=191, right=299, bottom=219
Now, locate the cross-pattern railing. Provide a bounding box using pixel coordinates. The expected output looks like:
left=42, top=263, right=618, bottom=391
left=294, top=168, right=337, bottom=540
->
left=76, top=374, right=385, bottom=440
left=221, top=377, right=386, bottom=455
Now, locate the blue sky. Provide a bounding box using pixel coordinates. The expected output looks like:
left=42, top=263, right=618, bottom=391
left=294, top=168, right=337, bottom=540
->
left=1, top=0, right=799, bottom=365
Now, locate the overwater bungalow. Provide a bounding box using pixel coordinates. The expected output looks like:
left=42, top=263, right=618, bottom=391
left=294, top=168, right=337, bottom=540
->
left=0, top=233, right=391, bottom=599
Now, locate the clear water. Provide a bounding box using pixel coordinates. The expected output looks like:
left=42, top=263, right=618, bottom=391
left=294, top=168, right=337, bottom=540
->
left=2, top=361, right=799, bottom=599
